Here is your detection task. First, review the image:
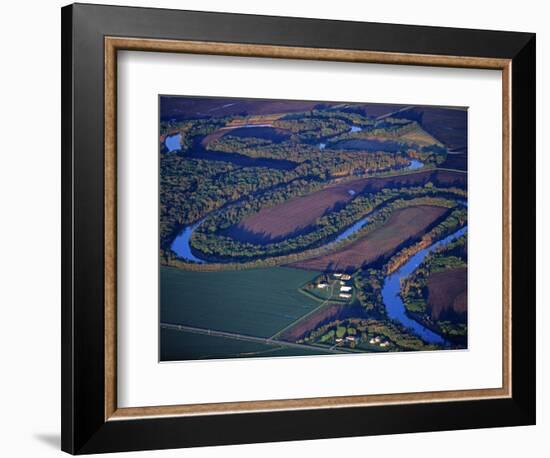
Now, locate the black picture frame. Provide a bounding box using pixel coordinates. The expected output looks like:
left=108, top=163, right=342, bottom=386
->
left=61, top=3, right=536, bottom=454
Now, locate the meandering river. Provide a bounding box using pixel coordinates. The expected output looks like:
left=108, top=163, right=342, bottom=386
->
left=170, top=220, right=206, bottom=264
left=381, top=225, right=468, bottom=345
left=170, top=210, right=375, bottom=265
left=172, top=210, right=466, bottom=344
left=166, top=123, right=458, bottom=344
left=171, top=164, right=426, bottom=265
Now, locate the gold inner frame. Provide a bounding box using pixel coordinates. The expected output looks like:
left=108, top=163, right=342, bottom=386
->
left=104, top=36, right=512, bottom=421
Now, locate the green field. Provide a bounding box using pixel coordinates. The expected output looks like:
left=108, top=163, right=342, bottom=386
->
left=160, top=328, right=332, bottom=361
left=160, top=266, right=323, bottom=338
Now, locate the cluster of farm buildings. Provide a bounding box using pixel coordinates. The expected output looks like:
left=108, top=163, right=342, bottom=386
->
left=368, top=335, right=390, bottom=348
left=316, top=272, right=353, bottom=298
left=334, top=334, right=390, bottom=348
left=312, top=273, right=392, bottom=349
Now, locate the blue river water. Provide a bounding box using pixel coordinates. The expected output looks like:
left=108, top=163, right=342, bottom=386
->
left=381, top=225, right=468, bottom=345
left=408, top=159, right=424, bottom=170
left=319, top=125, right=361, bottom=150
left=171, top=157, right=425, bottom=264
left=333, top=215, right=371, bottom=243
left=165, top=133, right=182, bottom=152
left=170, top=220, right=205, bottom=264
left=172, top=208, right=376, bottom=264
left=166, top=121, right=460, bottom=344
left=171, top=203, right=467, bottom=345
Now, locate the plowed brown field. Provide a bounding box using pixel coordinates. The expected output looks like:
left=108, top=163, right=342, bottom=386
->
left=427, top=267, right=467, bottom=319
left=226, top=183, right=357, bottom=243
left=289, top=205, right=447, bottom=272
left=227, top=170, right=465, bottom=244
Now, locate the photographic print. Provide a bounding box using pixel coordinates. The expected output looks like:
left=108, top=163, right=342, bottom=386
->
left=159, top=96, right=468, bottom=361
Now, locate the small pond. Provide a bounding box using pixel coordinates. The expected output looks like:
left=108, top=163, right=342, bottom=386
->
left=165, top=133, right=182, bottom=152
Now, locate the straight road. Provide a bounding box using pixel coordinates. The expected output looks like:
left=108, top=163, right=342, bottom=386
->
left=160, top=322, right=355, bottom=354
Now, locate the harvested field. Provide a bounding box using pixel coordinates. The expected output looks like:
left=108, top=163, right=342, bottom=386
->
left=202, top=121, right=290, bottom=146
left=290, top=205, right=448, bottom=272
left=441, top=151, right=467, bottom=171
left=280, top=304, right=345, bottom=342
left=364, top=104, right=408, bottom=118
left=426, top=267, right=467, bottom=320
left=226, top=183, right=358, bottom=243
left=378, top=106, right=467, bottom=152
left=398, top=124, right=441, bottom=146
left=161, top=97, right=323, bottom=122
left=420, top=108, right=468, bottom=152
left=357, top=169, right=466, bottom=191
left=227, top=170, right=465, bottom=244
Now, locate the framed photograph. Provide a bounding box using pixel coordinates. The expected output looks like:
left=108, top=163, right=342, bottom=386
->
left=61, top=3, right=536, bottom=454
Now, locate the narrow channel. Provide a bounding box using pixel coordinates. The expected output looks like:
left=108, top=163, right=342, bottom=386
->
left=381, top=225, right=468, bottom=345
left=170, top=220, right=206, bottom=264
left=170, top=168, right=428, bottom=265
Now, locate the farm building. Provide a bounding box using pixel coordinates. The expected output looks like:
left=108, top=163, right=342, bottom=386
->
left=339, top=293, right=352, bottom=299
left=340, top=286, right=352, bottom=292
left=317, top=283, right=328, bottom=289
left=333, top=273, right=343, bottom=278
left=341, top=274, right=352, bottom=281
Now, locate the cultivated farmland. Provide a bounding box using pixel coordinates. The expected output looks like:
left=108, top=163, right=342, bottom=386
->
left=160, top=97, right=321, bottom=122
left=160, top=328, right=331, bottom=361
left=426, top=267, right=468, bottom=319
left=226, top=182, right=357, bottom=242
left=160, top=265, right=323, bottom=338
left=160, top=96, right=469, bottom=359
left=377, top=105, right=467, bottom=152
left=440, top=151, right=467, bottom=171
left=290, top=205, right=448, bottom=272
left=227, top=170, right=466, bottom=244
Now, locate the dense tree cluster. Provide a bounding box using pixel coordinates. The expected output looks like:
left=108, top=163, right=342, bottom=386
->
left=205, top=110, right=447, bottom=173
left=354, top=268, right=386, bottom=313
left=280, top=108, right=375, bottom=127
left=160, top=153, right=315, bottom=249
left=274, top=117, right=351, bottom=139
left=206, top=133, right=416, bottom=174
left=299, top=317, right=441, bottom=352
